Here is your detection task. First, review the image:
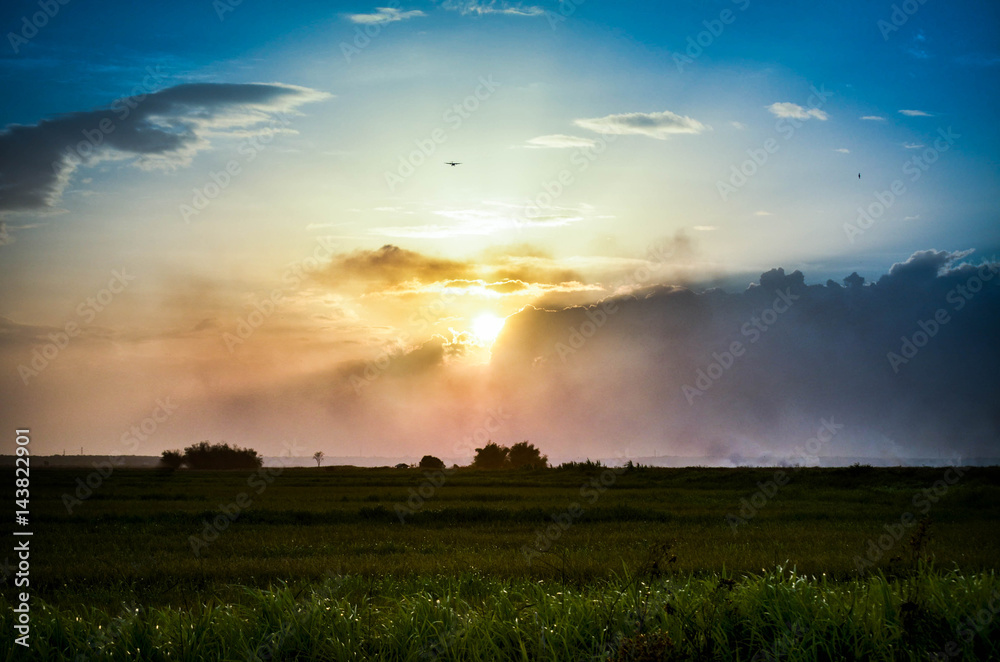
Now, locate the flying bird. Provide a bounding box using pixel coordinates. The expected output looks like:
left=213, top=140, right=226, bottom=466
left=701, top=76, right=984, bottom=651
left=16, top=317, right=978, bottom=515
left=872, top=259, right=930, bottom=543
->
left=445, top=162, right=462, bottom=167
left=858, top=173, right=861, bottom=179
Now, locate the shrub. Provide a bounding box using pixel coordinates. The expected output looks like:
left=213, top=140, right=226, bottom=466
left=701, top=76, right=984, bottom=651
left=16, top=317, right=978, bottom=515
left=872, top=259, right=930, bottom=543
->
left=181, top=441, right=262, bottom=470
left=472, top=442, right=509, bottom=469
left=159, top=449, right=184, bottom=469
left=508, top=441, right=548, bottom=469
left=419, top=455, right=445, bottom=470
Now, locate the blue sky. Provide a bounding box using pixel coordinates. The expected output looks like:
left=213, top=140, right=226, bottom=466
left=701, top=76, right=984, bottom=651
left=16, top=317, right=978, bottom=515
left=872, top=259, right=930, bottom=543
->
left=1, top=0, right=998, bottom=459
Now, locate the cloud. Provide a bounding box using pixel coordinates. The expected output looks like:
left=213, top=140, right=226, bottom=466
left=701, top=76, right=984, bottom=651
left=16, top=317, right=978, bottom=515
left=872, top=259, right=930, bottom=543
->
left=883, top=248, right=973, bottom=281
left=834, top=148, right=850, bottom=153
left=316, top=244, right=590, bottom=299
left=860, top=115, right=886, bottom=121
left=0, top=223, right=11, bottom=246
left=903, top=142, right=925, bottom=149
left=0, top=316, right=115, bottom=345
left=574, top=110, right=709, bottom=140
left=347, top=7, right=425, bottom=23
left=753, top=210, right=773, bottom=216
left=524, top=134, right=597, bottom=149
left=766, top=102, right=828, bottom=121
left=0, top=82, right=330, bottom=213
left=692, top=225, right=717, bottom=232
left=376, top=277, right=597, bottom=300
left=319, top=245, right=474, bottom=287
left=730, top=121, right=747, bottom=130
left=441, top=0, right=544, bottom=16
left=899, top=109, right=933, bottom=117
left=489, top=249, right=1000, bottom=459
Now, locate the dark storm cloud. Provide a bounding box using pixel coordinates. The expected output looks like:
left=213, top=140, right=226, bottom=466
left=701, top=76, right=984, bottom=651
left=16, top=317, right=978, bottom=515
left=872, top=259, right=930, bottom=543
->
left=0, top=82, right=329, bottom=213
left=488, top=250, right=1000, bottom=461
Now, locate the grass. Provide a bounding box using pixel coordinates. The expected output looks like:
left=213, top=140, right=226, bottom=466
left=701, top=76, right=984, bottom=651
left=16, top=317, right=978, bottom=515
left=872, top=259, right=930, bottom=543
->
left=3, top=465, right=999, bottom=659
left=3, top=566, right=998, bottom=660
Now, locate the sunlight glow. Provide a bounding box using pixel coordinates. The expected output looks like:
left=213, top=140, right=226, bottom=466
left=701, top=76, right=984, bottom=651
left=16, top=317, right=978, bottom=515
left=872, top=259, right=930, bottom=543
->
left=472, top=313, right=506, bottom=345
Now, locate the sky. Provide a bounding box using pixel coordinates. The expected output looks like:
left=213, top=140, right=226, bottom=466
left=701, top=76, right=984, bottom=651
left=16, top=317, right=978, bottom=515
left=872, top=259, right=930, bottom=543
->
left=1, top=0, right=998, bottom=463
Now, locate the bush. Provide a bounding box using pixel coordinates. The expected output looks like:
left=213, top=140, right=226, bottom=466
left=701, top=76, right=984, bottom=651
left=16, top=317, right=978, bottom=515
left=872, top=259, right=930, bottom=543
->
left=181, top=441, right=262, bottom=470
left=472, top=442, right=509, bottom=469
left=419, top=455, right=445, bottom=470
left=159, top=450, right=184, bottom=469
left=508, top=441, right=548, bottom=469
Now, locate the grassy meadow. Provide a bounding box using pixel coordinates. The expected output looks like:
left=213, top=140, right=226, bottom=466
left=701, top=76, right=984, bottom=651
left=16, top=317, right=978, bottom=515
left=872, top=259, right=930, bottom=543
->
left=3, top=464, right=999, bottom=660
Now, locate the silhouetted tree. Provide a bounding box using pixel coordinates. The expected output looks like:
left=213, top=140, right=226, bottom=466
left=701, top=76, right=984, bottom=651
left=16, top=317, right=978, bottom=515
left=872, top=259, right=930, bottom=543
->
left=472, top=442, right=509, bottom=469
left=508, top=441, right=548, bottom=469
left=160, top=449, right=184, bottom=469
left=182, top=441, right=262, bottom=470
left=313, top=451, right=325, bottom=467
left=419, top=455, right=445, bottom=469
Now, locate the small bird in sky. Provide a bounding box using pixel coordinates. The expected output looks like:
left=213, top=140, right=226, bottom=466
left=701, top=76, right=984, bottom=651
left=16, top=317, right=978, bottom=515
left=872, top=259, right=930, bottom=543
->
left=445, top=162, right=462, bottom=167
left=858, top=173, right=861, bottom=179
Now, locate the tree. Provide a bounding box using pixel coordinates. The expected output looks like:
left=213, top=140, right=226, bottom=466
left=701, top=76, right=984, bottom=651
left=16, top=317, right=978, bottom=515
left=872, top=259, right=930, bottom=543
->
left=182, top=441, right=262, bottom=470
left=313, top=451, right=325, bottom=467
left=508, top=441, right=548, bottom=469
left=160, top=449, right=183, bottom=469
left=419, top=455, right=445, bottom=470
left=472, top=442, right=509, bottom=469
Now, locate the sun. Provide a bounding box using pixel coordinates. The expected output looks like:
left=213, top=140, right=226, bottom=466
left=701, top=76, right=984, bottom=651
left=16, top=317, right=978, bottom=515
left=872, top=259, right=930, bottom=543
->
left=472, top=313, right=506, bottom=345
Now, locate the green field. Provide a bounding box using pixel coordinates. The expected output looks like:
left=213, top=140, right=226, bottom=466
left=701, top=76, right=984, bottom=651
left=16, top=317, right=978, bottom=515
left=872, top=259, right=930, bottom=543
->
left=4, top=464, right=1000, bottom=660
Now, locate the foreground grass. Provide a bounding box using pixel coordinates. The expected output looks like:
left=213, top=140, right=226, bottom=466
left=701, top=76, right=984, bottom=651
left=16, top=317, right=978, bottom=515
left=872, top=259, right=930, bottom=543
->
left=4, top=466, right=998, bottom=659
left=3, top=566, right=998, bottom=661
